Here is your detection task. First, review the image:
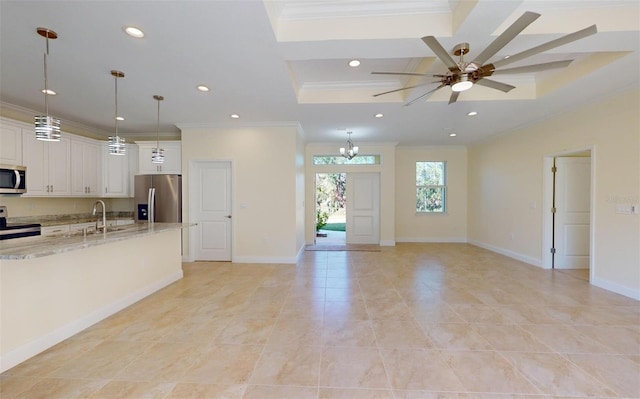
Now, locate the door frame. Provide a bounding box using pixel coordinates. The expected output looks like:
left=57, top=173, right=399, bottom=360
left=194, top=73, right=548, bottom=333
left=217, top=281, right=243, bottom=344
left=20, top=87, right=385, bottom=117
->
left=188, top=159, right=234, bottom=262
left=541, top=146, right=595, bottom=276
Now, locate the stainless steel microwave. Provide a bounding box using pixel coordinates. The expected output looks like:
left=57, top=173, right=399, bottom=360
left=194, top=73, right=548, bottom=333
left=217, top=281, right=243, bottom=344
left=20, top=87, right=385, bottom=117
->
left=0, top=164, right=27, bottom=194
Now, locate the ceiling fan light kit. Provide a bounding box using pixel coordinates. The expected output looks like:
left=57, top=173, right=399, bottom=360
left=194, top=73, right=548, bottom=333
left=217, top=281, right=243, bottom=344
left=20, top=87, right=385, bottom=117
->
left=372, top=11, right=597, bottom=105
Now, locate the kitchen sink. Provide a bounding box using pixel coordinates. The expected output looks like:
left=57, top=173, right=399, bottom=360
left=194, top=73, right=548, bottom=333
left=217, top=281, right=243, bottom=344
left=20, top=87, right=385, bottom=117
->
left=61, top=226, right=127, bottom=238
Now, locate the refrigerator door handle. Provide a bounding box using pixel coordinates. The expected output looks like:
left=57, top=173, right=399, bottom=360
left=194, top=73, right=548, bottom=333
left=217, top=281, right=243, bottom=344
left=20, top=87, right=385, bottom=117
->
left=148, top=187, right=156, bottom=223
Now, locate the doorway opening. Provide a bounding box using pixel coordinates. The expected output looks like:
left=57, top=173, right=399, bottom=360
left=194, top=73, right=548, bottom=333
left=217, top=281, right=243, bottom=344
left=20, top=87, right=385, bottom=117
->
left=315, top=173, right=346, bottom=245
left=542, top=148, right=593, bottom=281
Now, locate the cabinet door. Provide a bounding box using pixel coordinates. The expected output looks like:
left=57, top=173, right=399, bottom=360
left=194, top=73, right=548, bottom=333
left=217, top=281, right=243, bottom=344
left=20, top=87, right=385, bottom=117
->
left=0, top=119, right=24, bottom=165
left=71, top=140, right=85, bottom=195
left=102, top=144, right=129, bottom=197
left=22, top=132, right=48, bottom=196
left=48, top=136, right=71, bottom=196
left=84, top=141, right=100, bottom=194
left=137, top=142, right=181, bottom=174
left=72, top=140, right=100, bottom=196
left=41, top=225, right=69, bottom=237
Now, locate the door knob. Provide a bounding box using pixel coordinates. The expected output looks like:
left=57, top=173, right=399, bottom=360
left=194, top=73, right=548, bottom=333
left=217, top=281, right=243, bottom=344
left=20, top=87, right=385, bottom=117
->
left=225, top=215, right=232, bottom=219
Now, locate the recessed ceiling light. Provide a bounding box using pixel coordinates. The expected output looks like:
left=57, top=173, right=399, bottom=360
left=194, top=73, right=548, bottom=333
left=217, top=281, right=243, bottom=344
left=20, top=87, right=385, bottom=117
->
left=230, top=114, right=240, bottom=119
left=197, top=85, right=210, bottom=92
left=348, top=60, right=361, bottom=67
left=504, top=55, right=511, bottom=59
left=124, top=26, right=144, bottom=38
left=41, top=89, right=56, bottom=95
left=467, top=111, right=478, bottom=116
left=115, top=116, right=124, bottom=121
left=449, top=133, right=457, bottom=137
left=375, top=113, right=383, bottom=118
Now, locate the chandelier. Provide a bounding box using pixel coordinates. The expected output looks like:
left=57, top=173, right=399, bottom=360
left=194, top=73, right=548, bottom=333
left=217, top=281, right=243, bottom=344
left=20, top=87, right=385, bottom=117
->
left=108, top=70, right=126, bottom=155
left=34, top=27, right=61, bottom=141
left=339, top=131, right=359, bottom=160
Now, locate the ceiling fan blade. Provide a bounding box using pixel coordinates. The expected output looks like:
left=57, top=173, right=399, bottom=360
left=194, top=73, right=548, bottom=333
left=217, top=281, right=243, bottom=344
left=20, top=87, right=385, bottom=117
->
left=492, top=24, right=597, bottom=69
left=372, top=71, right=429, bottom=77
left=421, top=36, right=460, bottom=72
left=475, top=78, right=516, bottom=93
left=373, top=82, right=436, bottom=97
left=473, top=11, right=541, bottom=66
left=448, top=91, right=460, bottom=105
left=491, top=60, right=573, bottom=75
left=403, top=84, right=446, bottom=106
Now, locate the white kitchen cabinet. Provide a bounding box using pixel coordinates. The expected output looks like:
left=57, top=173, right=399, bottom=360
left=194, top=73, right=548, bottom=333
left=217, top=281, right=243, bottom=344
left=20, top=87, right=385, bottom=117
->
left=69, top=222, right=97, bottom=233
left=0, top=118, right=25, bottom=165
left=22, top=133, right=71, bottom=196
left=137, top=141, right=181, bottom=174
left=71, top=137, right=100, bottom=196
left=101, top=143, right=130, bottom=197
left=41, top=225, right=69, bottom=237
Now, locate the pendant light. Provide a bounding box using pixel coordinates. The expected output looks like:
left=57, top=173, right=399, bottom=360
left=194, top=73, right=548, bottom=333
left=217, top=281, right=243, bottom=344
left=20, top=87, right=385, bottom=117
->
left=108, top=70, right=126, bottom=155
left=339, top=131, right=359, bottom=160
left=151, top=95, right=165, bottom=164
left=34, top=27, right=61, bottom=141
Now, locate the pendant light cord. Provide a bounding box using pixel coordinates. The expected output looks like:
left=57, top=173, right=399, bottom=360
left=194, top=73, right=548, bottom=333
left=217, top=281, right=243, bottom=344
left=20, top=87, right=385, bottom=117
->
left=156, top=97, right=160, bottom=148
left=114, top=74, right=119, bottom=137
left=43, top=35, right=49, bottom=117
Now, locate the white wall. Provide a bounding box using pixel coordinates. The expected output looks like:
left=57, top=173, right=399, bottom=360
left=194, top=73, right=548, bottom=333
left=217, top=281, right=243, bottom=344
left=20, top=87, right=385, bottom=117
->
left=305, top=143, right=397, bottom=245
left=180, top=124, right=304, bottom=263
left=468, top=89, right=640, bottom=299
left=395, top=146, right=468, bottom=242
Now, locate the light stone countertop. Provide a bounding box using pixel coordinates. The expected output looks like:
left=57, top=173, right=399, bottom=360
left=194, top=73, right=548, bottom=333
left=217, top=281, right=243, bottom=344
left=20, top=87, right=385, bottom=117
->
left=0, top=222, right=195, bottom=260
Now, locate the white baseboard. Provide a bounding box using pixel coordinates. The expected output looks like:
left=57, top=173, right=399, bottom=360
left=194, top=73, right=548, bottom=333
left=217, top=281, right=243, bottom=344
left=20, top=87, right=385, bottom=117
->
left=591, top=276, right=640, bottom=300
left=396, top=237, right=467, bottom=243
left=296, top=244, right=306, bottom=261
left=380, top=240, right=396, bottom=246
left=232, top=256, right=298, bottom=264
left=0, top=271, right=183, bottom=373
left=468, top=240, right=542, bottom=267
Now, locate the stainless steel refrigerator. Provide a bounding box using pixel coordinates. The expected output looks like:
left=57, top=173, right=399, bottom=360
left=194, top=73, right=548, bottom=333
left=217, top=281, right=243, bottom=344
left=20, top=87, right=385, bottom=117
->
left=134, top=174, right=182, bottom=223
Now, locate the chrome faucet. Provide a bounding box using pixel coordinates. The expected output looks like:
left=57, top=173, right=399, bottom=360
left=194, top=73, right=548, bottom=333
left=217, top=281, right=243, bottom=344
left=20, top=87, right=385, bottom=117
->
left=92, top=200, right=107, bottom=232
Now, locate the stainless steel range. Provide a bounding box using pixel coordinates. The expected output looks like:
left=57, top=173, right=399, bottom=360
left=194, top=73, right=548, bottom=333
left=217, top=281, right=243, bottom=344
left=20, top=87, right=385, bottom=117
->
left=0, top=206, right=41, bottom=240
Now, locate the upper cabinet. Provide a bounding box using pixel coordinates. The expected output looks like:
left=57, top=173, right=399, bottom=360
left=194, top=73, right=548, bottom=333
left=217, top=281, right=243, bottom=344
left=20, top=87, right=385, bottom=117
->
left=71, top=137, right=100, bottom=196
left=0, top=117, right=26, bottom=165
left=137, top=141, right=181, bottom=174
left=101, top=143, right=132, bottom=197
left=22, top=132, right=71, bottom=196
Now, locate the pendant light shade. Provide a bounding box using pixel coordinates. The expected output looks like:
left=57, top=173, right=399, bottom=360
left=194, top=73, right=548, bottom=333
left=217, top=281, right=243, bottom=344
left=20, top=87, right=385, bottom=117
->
left=151, top=95, right=165, bottom=164
left=339, top=131, right=359, bottom=160
left=108, top=70, right=126, bottom=155
left=34, top=27, right=61, bottom=141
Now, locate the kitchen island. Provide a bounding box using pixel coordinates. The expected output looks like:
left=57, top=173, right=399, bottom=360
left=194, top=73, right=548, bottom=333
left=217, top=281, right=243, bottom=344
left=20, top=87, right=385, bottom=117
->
left=0, top=222, right=192, bottom=372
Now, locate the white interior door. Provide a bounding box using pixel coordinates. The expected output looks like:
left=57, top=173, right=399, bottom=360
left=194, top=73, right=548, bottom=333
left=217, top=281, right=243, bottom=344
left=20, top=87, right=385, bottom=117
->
left=554, top=157, right=591, bottom=269
left=346, top=173, right=380, bottom=244
left=190, top=161, right=232, bottom=261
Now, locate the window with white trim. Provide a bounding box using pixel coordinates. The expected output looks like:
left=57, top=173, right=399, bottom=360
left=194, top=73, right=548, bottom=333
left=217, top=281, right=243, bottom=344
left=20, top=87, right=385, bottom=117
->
left=416, top=161, right=446, bottom=213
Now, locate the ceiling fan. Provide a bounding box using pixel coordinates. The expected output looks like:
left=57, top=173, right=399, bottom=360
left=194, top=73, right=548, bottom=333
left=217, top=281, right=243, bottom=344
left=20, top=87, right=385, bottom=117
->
left=372, top=11, right=597, bottom=105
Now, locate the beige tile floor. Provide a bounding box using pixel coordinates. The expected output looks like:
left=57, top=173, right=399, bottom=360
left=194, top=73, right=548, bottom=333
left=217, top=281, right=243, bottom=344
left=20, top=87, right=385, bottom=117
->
left=1, top=243, right=639, bottom=399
